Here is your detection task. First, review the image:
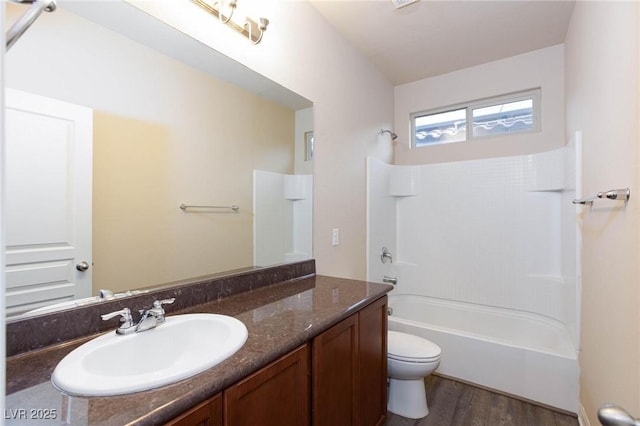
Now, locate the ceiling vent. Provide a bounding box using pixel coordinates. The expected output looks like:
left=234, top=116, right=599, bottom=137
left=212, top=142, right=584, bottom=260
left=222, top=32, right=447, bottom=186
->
left=391, top=0, right=420, bottom=9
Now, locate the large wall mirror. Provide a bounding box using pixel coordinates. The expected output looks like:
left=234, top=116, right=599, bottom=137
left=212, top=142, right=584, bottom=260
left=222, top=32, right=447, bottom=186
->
left=4, top=1, right=313, bottom=318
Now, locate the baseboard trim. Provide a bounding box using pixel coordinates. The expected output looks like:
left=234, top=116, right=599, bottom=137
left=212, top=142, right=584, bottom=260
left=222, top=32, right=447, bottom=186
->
left=578, top=403, right=591, bottom=426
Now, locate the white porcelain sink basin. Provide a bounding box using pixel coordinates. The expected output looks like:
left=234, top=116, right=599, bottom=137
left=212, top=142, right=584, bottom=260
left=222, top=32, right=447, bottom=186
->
left=51, top=314, right=248, bottom=396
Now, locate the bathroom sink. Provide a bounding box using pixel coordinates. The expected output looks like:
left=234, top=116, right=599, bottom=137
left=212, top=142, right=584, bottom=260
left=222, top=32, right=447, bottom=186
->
left=51, top=313, right=248, bottom=396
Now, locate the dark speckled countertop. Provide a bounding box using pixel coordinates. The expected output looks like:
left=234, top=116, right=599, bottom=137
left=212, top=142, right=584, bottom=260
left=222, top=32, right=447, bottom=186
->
left=6, top=275, right=392, bottom=425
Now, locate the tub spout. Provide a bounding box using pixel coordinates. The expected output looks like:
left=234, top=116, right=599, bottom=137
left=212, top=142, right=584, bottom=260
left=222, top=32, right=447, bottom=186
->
left=383, top=276, right=398, bottom=285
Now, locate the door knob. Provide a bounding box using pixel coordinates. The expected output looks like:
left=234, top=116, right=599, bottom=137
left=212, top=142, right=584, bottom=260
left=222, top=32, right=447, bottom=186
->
left=598, top=403, right=640, bottom=426
left=76, top=261, right=90, bottom=272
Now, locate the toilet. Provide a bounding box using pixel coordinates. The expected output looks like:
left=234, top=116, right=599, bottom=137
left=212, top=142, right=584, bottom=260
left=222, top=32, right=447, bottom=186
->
left=387, top=330, right=442, bottom=419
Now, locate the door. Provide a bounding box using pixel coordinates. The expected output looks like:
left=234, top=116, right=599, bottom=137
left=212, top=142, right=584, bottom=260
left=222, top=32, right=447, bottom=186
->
left=4, top=88, right=93, bottom=316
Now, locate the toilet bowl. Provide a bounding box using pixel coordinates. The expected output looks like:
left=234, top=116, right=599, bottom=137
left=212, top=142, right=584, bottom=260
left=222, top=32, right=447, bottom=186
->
left=387, top=330, right=441, bottom=419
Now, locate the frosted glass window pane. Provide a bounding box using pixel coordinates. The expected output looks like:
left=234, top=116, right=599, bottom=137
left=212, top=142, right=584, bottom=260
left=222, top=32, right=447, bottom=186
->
left=414, top=108, right=466, bottom=146
left=472, top=99, right=533, bottom=137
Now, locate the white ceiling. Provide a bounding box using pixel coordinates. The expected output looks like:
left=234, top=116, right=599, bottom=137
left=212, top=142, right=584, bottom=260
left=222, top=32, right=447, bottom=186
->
left=308, top=0, right=575, bottom=85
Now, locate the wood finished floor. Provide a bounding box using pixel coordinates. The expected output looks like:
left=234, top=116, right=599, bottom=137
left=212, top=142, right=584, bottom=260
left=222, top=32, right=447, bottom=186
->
left=385, top=375, right=579, bottom=426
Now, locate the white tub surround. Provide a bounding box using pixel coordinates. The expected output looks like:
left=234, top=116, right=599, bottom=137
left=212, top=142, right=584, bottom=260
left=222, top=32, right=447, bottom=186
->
left=253, top=170, right=313, bottom=266
left=367, top=142, right=580, bottom=413
left=388, top=294, right=579, bottom=413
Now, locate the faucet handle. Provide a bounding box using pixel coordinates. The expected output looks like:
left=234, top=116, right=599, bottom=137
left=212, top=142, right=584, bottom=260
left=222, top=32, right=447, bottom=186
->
left=101, top=307, right=132, bottom=322
left=153, top=298, right=176, bottom=309
left=144, top=298, right=175, bottom=326
left=101, top=308, right=135, bottom=334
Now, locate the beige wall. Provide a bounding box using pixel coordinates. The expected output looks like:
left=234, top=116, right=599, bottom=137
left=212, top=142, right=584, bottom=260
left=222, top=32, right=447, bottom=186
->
left=565, top=1, right=640, bottom=423
left=6, top=5, right=295, bottom=293
left=131, top=1, right=395, bottom=280
left=394, top=45, right=565, bottom=164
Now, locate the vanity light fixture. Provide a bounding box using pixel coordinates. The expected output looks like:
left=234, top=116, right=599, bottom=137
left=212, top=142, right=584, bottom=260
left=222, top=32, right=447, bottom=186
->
left=217, top=0, right=236, bottom=24
left=190, top=0, right=269, bottom=44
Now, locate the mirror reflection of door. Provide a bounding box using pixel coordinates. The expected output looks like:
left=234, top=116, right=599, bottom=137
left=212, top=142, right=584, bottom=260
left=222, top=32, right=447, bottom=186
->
left=5, top=89, right=93, bottom=316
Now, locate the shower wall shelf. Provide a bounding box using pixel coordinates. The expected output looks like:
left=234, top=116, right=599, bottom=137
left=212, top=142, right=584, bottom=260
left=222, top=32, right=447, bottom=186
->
left=179, top=203, right=240, bottom=212
left=572, top=188, right=630, bottom=206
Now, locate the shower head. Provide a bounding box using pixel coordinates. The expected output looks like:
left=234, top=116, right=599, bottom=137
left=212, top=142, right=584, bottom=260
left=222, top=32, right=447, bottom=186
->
left=380, top=129, right=398, bottom=140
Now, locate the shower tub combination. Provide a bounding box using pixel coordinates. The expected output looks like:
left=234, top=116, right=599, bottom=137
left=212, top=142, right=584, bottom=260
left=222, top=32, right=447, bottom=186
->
left=387, top=294, right=579, bottom=413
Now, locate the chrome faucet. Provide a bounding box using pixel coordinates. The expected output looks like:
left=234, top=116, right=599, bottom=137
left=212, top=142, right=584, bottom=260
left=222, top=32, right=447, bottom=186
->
left=136, top=298, right=175, bottom=332
left=101, top=298, right=176, bottom=335
left=383, top=276, right=398, bottom=285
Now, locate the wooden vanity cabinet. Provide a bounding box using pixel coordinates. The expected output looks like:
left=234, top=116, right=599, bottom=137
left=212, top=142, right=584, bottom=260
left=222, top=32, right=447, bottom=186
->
left=357, top=296, right=388, bottom=426
left=167, top=345, right=309, bottom=426
left=312, top=296, right=388, bottom=426
left=165, top=393, right=222, bottom=426
left=312, top=314, right=358, bottom=424
left=224, top=344, right=310, bottom=426
left=168, top=295, right=387, bottom=426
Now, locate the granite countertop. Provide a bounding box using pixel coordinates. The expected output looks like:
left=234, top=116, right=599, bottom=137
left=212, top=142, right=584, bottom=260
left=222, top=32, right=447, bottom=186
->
left=6, top=275, right=392, bottom=425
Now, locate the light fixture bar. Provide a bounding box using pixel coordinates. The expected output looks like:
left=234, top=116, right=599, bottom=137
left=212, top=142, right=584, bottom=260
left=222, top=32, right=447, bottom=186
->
left=190, top=0, right=268, bottom=44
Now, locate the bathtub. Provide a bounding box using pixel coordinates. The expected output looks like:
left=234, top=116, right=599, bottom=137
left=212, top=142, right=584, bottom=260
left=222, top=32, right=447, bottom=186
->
left=387, top=294, right=579, bottom=413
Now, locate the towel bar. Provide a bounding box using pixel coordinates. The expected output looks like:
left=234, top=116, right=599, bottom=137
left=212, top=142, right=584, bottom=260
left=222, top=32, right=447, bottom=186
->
left=572, top=188, right=630, bottom=206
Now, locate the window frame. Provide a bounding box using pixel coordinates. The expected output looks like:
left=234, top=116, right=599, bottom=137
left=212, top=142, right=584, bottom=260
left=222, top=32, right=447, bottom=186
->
left=410, top=88, right=541, bottom=148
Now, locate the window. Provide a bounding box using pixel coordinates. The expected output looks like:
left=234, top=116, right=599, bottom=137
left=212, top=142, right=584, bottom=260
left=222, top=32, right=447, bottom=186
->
left=411, top=89, right=540, bottom=148
left=414, top=108, right=467, bottom=145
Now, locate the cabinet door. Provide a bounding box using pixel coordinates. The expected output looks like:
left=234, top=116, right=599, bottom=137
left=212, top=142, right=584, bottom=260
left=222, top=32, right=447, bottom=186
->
left=312, top=314, right=359, bottom=426
left=358, top=296, right=388, bottom=426
left=224, top=344, right=310, bottom=426
left=165, top=393, right=222, bottom=426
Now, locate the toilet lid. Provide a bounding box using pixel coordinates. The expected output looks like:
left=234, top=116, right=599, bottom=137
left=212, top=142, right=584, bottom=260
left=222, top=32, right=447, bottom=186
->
left=388, top=330, right=441, bottom=362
